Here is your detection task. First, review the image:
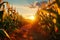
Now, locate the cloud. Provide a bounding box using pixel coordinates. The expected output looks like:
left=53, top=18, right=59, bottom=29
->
left=12, top=5, right=38, bottom=17
left=29, top=1, right=47, bottom=8
left=29, top=1, right=40, bottom=8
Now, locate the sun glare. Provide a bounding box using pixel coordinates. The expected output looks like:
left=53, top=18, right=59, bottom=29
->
left=29, top=16, right=35, bottom=20
left=24, top=15, right=36, bottom=21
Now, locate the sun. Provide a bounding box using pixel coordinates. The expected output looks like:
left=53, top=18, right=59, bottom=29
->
left=24, top=15, right=35, bottom=21
left=29, top=16, right=35, bottom=20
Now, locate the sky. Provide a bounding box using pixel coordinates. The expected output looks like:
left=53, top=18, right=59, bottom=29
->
left=4, top=0, right=47, bottom=17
